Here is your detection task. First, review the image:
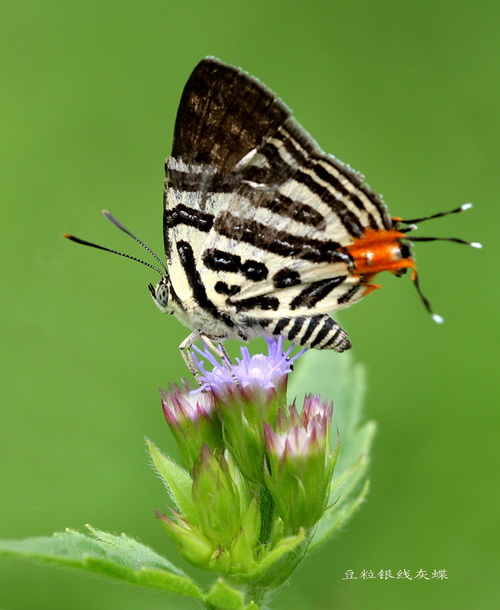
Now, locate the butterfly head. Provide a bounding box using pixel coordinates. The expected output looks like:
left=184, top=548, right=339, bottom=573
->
left=149, top=277, right=172, bottom=314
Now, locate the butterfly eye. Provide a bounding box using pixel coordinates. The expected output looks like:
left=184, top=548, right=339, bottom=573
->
left=155, top=281, right=169, bottom=307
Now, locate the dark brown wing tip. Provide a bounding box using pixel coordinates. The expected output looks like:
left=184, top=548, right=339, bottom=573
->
left=171, top=57, right=290, bottom=169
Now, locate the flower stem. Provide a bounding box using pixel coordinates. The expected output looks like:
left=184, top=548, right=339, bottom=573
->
left=242, top=583, right=268, bottom=607
left=258, top=485, right=275, bottom=547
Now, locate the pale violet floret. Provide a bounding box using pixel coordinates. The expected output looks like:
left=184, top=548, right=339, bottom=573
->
left=191, top=337, right=305, bottom=392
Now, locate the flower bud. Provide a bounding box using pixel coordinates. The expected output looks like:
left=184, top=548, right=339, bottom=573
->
left=192, top=446, right=243, bottom=546
left=161, top=382, right=222, bottom=471
left=155, top=445, right=261, bottom=575
left=156, top=511, right=213, bottom=569
left=264, top=394, right=338, bottom=532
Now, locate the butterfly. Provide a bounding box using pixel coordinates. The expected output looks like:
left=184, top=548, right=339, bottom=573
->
left=66, top=57, right=480, bottom=369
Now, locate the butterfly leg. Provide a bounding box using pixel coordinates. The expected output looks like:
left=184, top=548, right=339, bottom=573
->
left=179, top=332, right=238, bottom=385
left=179, top=331, right=202, bottom=380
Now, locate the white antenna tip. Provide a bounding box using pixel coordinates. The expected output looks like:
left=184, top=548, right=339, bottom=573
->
left=432, top=313, right=445, bottom=324
left=461, top=203, right=473, bottom=211
left=470, top=242, right=482, bottom=249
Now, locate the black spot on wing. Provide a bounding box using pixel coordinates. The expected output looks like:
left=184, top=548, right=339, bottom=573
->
left=241, top=260, right=268, bottom=281
left=202, top=248, right=268, bottom=283
left=232, top=295, right=280, bottom=313
left=215, top=281, right=241, bottom=296
left=273, top=268, right=301, bottom=289
left=203, top=248, right=241, bottom=273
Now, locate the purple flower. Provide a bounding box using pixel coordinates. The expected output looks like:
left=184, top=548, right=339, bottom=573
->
left=191, top=337, right=305, bottom=393
left=188, top=338, right=306, bottom=485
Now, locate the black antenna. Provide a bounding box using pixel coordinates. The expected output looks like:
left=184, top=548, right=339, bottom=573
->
left=102, top=210, right=168, bottom=275
left=64, top=211, right=166, bottom=277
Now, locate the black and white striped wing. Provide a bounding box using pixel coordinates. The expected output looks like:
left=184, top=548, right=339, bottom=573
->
left=163, top=58, right=293, bottom=316
left=201, top=125, right=392, bottom=320
left=164, top=58, right=391, bottom=348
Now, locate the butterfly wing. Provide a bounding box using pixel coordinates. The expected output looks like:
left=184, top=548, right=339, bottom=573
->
left=186, top=60, right=391, bottom=316
left=164, top=58, right=292, bottom=313
left=165, top=58, right=390, bottom=349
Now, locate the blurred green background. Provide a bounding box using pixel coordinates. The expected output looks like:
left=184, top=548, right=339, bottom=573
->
left=1, top=1, right=498, bottom=608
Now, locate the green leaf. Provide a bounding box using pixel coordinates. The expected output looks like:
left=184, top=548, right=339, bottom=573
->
left=0, top=526, right=203, bottom=601
left=205, top=578, right=245, bottom=610
left=146, top=438, right=197, bottom=522
left=310, top=479, right=371, bottom=552
left=289, top=347, right=375, bottom=551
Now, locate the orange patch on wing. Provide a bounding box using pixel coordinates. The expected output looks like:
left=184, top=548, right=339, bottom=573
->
left=346, top=228, right=415, bottom=280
